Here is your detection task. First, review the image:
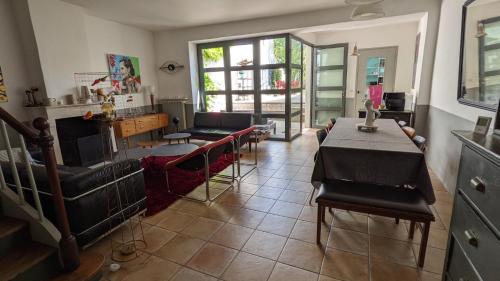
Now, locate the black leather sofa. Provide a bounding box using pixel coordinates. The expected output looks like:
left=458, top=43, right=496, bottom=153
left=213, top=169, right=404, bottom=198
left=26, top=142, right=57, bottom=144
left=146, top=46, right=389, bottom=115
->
left=181, top=112, right=253, bottom=140
left=1, top=159, right=146, bottom=248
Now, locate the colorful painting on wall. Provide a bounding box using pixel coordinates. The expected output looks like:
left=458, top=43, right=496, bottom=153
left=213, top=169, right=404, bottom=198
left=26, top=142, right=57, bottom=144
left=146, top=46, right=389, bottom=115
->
left=107, top=54, right=142, bottom=94
left=0, top=66, right=7, bottom=103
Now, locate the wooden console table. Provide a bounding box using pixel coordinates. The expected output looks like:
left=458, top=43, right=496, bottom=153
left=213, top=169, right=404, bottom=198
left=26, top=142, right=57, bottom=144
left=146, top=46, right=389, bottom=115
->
left=113, top=113, right=168, bottom=146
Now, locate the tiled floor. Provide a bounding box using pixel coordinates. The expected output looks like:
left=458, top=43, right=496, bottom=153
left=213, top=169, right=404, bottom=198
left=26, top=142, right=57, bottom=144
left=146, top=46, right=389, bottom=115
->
left=90, top=129, right=452, bottom=281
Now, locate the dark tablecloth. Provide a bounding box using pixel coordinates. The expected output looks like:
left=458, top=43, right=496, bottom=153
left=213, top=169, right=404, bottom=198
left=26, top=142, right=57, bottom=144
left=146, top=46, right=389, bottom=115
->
left=311, top=118, right=435, bottom=204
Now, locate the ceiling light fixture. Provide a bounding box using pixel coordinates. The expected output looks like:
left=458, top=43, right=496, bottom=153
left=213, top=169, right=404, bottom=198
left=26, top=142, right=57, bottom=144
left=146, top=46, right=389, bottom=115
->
left=351, top=3, right=385, bottom=21
left=345, top=0, right=384, bottom=5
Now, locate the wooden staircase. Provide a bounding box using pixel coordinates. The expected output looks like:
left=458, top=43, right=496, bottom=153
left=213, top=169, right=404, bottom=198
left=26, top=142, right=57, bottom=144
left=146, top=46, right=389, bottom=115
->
left=0, top=216, right=104, bottom=281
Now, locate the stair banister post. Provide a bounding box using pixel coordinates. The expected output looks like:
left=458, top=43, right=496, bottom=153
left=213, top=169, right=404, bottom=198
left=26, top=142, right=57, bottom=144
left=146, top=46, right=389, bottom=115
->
left=33, top=117, right=80, bottom=271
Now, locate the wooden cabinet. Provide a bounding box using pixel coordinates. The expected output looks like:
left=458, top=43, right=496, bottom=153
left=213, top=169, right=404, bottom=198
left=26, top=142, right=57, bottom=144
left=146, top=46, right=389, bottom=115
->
left=113, top=113, right=168, bottom=139
left=446, top=131, right=500, bottom=281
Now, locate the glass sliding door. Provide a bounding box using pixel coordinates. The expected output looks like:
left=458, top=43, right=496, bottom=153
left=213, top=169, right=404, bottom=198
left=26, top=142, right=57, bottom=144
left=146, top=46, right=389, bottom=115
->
left=312, top=44, right=348, bottom=128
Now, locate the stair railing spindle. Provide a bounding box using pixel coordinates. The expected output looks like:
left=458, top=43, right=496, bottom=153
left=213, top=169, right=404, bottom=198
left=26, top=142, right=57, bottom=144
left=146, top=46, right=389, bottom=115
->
left=19, top=134, right=44, bottom=221
left=0, top=120, right=25, bottom=204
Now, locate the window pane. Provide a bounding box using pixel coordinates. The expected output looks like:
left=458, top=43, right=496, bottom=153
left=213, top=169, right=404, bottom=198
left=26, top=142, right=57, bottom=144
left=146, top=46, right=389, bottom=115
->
left=231, top=70, right=254, bottom=91
left=230, top=44, right=253, bottom=66
left=317, top=69, right=343, bottom=87
left=261, top=68, right=286, bottom=90
left=232, top=94, right=255, bottom=112
left=485, top=48, right=500, bottom=72
left=485, top=21, right=500, bottom=46
left=317, top=48, right=344, bottom=66
left=202, top=47, right=224, bottom=68
left=315, top=110, right=342, bottom=127
left=291, top=68, right=301, bottom=89
left=484, top=75, right=500, bottom=104
left=261, top=94, right=285, bottom=114
left=260, top=38, right=286, bottom=64
left=316, top=90, right=343, bottom=108
left=205, top=95, right=226, bottom=112
left=291, top=39, right=302, bottom=65
left=204, top=72, right=225, bottom=91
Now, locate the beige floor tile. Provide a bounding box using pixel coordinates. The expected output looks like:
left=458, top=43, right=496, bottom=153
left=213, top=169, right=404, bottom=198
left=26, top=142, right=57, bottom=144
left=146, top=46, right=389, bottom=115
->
left=370, top=259, right=419, bottom=281
left=142, top=210, right=170, bottom=226
left=154, top=234, right=205, bottom=264
left=286, top=181, right=314, bottom=192
left=321, top=248, right=369, bottom=281
left=210, top=223, right=254, bottom=250
left=368, top=217, right=410, bottom=241
left=122, top=255, right=180, bottom=281
left=290, top=219, right=329, bottom=244
left=278, top=190, right=309, bottom=204
left=204, top=203, right=240, bottom=222
left=264, top=178, right=290, bottom=188
left=170, top=267, right=218, bottom=281
left=278, top=239, right=324, bottom=273
left=268, top=263, right=318, bottom=281
left=181, top=217, right=224, bottom=240
left=141, top=226, right=176, bottom=253
left=251, top=168, right=277, bottom=177
left=222, top=252, right=275, bottom=281
left=328, top=227, right=369, bottom=256
left=242, top=230, right=287, bottom=260
left=177, top=200, right=211, bottom=216
left=299, top=206, right=333, bottom=224
left=332, top=211, right=368, bottom=233
left=103, top=251, right=151, bottom=281
left=293, top=172, right=312, bottom=182
left=407, top=226, right=449, bottom=250
left=269, top=201, right=304, bottom=219
left=156, top=210, right=196, bottom=232
left=187, top=243, right=238, bottom=277
left=243, top=175, right=271, bottom=185
left=412, top=245, right=445, bottom=274
left=318, top=275, right=342, bottom=281
left=257, top=214, right=296, bottom=236
left=228, top=208, right=266, bottom=228
left=255, top=186, right=284, bottom=199
left=244, top=196, right=276, bottom=212
left=371, top=236, right=416, bottom=267
left=234, top=182, right=261, bottom=195
left=217, top=192, right=251, bottom=207
left=272, top=171, right=298, bottom=179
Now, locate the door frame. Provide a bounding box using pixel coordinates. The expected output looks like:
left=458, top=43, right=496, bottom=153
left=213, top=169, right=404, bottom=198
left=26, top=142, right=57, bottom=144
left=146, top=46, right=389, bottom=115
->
left=354, top=46, right=399, bottom=112
left=310, top=43, right=349, bottom=128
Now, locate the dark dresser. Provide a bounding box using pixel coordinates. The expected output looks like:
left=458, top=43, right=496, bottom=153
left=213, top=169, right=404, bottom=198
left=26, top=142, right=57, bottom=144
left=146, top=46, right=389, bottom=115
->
left=358, top=110, right=413, bottom=126
left=445, top=131, right=500, bottom=281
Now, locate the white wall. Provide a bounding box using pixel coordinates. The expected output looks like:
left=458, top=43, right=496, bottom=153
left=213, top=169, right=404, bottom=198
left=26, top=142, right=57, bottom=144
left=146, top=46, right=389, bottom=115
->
left=26, top=0, right=159, bottom=105
left=153, top=0, right=442, bottom=108
left=429, top=0, right=496, bottom=122
left=313, top=22, right=419, bottom=100
left=0, top=0, right=31, bottom=120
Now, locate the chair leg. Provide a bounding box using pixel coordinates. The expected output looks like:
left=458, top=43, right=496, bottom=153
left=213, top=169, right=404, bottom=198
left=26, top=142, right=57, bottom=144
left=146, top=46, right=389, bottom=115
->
left=408, top=221, right=416, bottom=239
left=395, top=218, right=400, bottom=224
left=418, top=221, right=431, bottom=268
left=317, top=205, right=322, bottom=244
left=308, top=186, right=316, bottom=205
left=321, top=205, right=326, bottom=223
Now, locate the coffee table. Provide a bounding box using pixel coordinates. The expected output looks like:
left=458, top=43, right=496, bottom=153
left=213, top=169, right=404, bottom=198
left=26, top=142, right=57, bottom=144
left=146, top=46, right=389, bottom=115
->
left=150, top=144, right=198, bottom=157
left=163, top=133, right=191, bottom=144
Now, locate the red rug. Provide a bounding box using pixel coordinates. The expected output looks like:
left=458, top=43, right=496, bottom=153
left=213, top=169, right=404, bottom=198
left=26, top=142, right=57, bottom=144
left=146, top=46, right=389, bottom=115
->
left=141, top=153, right=235, bottom=216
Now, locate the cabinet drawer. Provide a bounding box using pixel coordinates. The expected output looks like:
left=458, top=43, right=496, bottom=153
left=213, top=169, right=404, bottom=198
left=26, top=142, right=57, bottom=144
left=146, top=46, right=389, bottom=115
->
left=451, top=192, right=500, bottom=280
left=114, top=120, right=136, bottom=138
left=458, top=145, right=500, bottom=233
left=446, top=238, right=481, bottom=281
left=158, top=113, right=168, bottom=128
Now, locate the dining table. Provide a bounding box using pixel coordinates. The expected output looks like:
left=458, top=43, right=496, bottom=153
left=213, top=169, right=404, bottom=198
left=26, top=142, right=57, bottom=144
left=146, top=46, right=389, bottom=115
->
left=311, top=117, right=436, bottom=204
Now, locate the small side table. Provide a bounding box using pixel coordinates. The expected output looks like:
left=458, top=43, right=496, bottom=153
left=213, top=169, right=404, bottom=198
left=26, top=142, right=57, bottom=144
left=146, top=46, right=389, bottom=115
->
left=163, top=133, right=191, bottom=144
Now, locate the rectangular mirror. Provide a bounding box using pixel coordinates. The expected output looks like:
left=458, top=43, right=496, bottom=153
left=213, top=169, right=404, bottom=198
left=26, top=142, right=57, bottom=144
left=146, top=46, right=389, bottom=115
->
left=459, top=0, right=500, bottom=110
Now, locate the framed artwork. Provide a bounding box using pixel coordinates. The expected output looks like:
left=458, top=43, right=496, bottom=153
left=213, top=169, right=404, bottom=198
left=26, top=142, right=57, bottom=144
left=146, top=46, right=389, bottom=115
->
left=0, top=66, right=7, bottom=103
left=107, top=54, right=142, bottom=94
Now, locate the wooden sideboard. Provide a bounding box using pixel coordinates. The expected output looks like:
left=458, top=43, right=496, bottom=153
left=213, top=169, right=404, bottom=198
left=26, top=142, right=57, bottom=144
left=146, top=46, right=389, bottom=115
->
left=113, top=113, right=168, bottom=142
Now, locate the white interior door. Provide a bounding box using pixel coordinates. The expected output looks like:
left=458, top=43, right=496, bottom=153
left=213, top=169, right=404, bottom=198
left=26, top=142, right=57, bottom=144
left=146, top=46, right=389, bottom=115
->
left=355, top=47, right=397, bottom=111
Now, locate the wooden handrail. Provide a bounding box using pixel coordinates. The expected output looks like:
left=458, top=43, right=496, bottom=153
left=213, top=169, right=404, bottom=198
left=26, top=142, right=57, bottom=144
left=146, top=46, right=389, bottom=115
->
left=0, top=107, right=80, bottom=271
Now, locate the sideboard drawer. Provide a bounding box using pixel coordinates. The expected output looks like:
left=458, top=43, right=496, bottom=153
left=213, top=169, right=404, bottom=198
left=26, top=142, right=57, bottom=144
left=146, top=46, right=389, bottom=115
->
left=457, top=145, right=500, bottom=232
left=447, top=239, right=481, bottom=281
left=451, top=191, right=500, bottom=280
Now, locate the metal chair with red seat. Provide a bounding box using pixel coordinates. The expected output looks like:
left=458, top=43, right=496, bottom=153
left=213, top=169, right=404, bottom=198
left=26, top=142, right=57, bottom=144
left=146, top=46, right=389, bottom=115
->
left=164, top=136, right=236, bottom=202
left=230, top=126, right=257, bottom=178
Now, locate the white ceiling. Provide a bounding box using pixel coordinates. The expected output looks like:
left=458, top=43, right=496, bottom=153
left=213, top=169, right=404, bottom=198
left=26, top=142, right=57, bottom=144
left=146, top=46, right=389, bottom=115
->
left=62, top=0, right=348, bottom=31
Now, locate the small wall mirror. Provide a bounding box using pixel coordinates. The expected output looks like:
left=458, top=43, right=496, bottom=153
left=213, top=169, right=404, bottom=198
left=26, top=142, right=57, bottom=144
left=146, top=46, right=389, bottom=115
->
left=459, top=0, right=500, bottom=111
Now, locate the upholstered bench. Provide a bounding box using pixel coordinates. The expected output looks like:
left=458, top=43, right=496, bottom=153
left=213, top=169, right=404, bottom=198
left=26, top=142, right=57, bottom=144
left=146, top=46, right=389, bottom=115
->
left=316, top=180, right=435, bottom=267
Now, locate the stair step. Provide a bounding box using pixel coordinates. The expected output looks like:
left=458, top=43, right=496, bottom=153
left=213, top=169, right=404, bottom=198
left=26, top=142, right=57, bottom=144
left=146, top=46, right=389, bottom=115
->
left=50, top=251, right=105, bottom=281
left=0, top=241, right=56, bottom=281
left=0, top=217, right=27, bottom=240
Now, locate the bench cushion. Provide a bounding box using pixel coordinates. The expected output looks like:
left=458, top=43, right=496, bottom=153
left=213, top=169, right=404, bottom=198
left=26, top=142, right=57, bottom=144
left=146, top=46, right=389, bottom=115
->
left=193, top=112, right=221, bottom=128
left=220, top=113, right=253, bottom=129
left=316, top=180, right=433, bottom=217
